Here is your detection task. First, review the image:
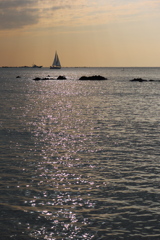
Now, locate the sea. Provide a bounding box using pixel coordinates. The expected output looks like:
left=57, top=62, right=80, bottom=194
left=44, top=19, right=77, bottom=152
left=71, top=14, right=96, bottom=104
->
left=0, top=67, right=160, bottom=240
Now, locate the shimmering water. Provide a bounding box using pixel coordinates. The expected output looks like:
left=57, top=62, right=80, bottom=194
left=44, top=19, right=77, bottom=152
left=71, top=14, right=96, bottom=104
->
left=0, top=67, right=160, bottom=240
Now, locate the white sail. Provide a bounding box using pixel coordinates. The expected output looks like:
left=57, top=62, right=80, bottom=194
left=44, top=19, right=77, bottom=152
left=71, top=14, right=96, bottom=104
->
left=52, top=52, right=57, bottom=66
left=50, top=52, right=61, bottom=69
left=56, top=54, right=61, bottom=67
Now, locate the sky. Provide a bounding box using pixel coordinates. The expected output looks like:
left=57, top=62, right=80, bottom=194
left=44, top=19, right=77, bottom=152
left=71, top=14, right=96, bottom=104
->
left=0, top=0, right=160, bottom=67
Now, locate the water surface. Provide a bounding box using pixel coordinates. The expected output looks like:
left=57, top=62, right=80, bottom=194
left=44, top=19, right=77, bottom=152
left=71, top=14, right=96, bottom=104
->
left=0, top=67, right=160, bottom=239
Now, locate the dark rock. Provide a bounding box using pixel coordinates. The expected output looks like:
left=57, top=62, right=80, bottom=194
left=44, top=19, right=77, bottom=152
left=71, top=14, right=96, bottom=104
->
left=57, top=75, right=67, bottom=80
left=79, top=75, right=107, bottom=80
left=33, top=77, right=41, bottom=81
left=41, top=77, right=49, bottom=80
left=33, top=76, right=55, bottom=80
left=130, top=78, right=147, bottom=82
left=16, top=76, right=21, bottom=78
left=42, top=76, right=54, bottom=80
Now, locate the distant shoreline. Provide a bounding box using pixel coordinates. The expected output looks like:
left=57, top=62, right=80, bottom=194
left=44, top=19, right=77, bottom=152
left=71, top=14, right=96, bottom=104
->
left=1, top=66, right=160, bottom=69
left=2, top=65, right=42, bottom=68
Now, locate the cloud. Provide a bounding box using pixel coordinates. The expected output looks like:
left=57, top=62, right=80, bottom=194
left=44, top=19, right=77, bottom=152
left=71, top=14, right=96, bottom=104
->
left=0, top=0, right=39, bottom=30
left=39, top=0, right=160, bottom=28
left=0, top=0, right=77, bottom=30
left=0, top=0, right=34, bottom=9
left=0, top=9, right=39, bottom=30
left=0, top=0, right=160, bottom=30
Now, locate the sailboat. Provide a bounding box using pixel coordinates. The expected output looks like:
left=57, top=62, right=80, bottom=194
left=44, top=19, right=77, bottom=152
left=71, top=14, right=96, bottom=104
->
left=50, top=52, right=61, bottom=69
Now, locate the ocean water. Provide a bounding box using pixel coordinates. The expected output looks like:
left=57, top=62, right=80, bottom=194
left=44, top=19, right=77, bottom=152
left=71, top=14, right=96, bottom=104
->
left=0, top=67, right=160, bottom=240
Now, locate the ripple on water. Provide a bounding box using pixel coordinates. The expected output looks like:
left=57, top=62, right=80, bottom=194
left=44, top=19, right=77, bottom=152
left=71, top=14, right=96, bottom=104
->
left=0, top=69, right=160, bottom=239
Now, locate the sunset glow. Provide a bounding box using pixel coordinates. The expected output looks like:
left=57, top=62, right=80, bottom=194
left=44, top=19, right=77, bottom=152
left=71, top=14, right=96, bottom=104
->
left=0, top=0, right=160, bottom=67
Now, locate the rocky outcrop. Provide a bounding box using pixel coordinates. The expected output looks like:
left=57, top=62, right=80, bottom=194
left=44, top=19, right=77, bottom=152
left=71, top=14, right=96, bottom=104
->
left=79, top=75, right=107, bottom=80
left=33, top=77, right=41, bottom=81
left=130, top=78, right=147, bottom=82
left=57, top=75, right=67, bottom=80
left=33, top=75, right=67, bottom=81
left=130, top=78, right=160, bottom=82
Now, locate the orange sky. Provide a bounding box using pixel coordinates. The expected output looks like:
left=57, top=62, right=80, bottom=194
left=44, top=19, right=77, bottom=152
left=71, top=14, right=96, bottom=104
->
left=0, top=0, right=160, bottom=67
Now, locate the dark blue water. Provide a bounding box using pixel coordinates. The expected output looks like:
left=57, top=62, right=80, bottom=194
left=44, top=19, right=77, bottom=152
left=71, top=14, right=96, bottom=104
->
left=0, top=67, right=160, bottom=239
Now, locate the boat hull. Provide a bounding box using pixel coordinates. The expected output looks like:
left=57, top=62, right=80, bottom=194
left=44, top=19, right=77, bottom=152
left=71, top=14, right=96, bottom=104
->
left=50, top=66, right=61, bottom=69
left=32, top=66, right=42, bottom=68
